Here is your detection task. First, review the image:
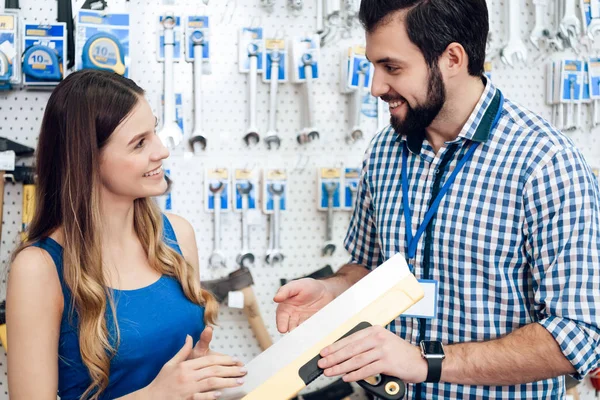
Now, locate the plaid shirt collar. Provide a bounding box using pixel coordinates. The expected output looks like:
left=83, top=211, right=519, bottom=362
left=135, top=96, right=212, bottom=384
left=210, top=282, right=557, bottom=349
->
left=395, top=76, right=499, bottom=155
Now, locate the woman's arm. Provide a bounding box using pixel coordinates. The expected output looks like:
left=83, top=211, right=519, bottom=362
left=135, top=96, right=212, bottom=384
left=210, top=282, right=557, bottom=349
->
left=7, top=247, right=63, bottom=400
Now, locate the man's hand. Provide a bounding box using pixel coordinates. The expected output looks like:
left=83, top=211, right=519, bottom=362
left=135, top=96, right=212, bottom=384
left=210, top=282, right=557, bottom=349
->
left=273, top=278, right=335, bottom=333
left=318, top=326, right=427, bottom=384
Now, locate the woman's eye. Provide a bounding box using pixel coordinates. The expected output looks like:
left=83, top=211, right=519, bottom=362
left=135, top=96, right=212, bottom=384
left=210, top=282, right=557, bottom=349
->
left=135, top=138, right=146, bottom=149
left=386, top=65, right=399, bottom=73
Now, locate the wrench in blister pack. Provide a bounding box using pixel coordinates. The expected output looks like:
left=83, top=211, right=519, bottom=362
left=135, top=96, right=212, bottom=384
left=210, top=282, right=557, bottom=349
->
left=158, top=15, right=183, bottom=149
left=322, top=182, right=337, bottom=256
left=566, top=77, right=576, bottom=130
left=265, top=183, right=285, bottom=265
left=189, top=30, right=207, bottom=153
left=209, top=182, right=227, bottom=269
left=347, top=59, right=369, bottom=144
left=265, top=49, right=282, bottom=150
left=586, top=0, right=600, bottom=40
left=501, top=0, right=527, bottom=66
left=297, top=53, right=320, bottom=144
left=244, top=43, right=261, bottom=147
left=594, top=90, right=600, bottom=126
left=236, top=182, right=255, bottom=268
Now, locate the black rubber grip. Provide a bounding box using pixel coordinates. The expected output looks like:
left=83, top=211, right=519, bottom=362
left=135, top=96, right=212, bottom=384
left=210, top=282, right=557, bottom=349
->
left=298, top=321, right=405, bottom=399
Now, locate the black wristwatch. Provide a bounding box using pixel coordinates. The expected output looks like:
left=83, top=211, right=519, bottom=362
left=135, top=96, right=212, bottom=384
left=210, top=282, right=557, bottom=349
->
left=420, top=340, right=445, bottom=383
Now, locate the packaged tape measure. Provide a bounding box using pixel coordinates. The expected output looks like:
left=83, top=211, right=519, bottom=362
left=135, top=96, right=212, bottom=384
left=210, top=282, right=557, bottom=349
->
left=22, top=23, right=66, bottom=87
left=0, top=12, right=20, bottom=90
left=75, top=10, right=130, bottom=76
left=82, top=32, right=126, bottom=75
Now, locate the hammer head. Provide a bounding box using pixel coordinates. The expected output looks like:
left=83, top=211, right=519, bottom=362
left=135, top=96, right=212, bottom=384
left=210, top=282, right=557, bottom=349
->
left=0, top=137, right=34, bottom=158
left=5, top=166, right=36, bottom=185
left=202, top=267, right=254, bottom=303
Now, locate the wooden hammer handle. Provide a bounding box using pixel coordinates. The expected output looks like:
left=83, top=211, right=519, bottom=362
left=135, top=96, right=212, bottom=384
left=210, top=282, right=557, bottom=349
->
left=241, top=286, right=273, bottom=351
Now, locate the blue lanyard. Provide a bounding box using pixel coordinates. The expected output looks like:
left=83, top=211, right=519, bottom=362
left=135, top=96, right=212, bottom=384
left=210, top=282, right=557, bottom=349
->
left=401, top=90, right=504, bottom=270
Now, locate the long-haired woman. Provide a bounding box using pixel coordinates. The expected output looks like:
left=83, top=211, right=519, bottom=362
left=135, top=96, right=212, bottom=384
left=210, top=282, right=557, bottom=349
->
left=6, top=69, right=246, bottom=400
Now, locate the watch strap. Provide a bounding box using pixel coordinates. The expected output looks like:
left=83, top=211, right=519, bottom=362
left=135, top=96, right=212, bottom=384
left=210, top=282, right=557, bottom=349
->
left=425, top=356, right=442, bottom=383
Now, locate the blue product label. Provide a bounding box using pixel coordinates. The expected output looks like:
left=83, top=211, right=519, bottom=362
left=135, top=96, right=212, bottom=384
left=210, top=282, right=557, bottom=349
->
left=159, top=16, right=182, bottom=60
left=562, top=60, right=582, bottom=101
left=208, top=183, right=228, bottom=210
left=165, top=169, right=172, bottom=210
left=235, top=181, right=257, bottom=209
left=78, top=10, right=130, bottom=26
left=265, top=50, right=286, bottom=81
left=188, top=16, right=209, bottom=60
left=25, top=24, right=65, bottom=37
left=589, top=58, right=600, bottom=98
left=320, top=182, right=340, bottom=208
left=349, top=57, right=372, bottom=88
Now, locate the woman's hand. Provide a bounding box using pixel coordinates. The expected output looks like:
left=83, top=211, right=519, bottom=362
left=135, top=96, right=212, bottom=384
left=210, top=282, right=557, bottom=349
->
left=147, top=333, right=247, bottom=400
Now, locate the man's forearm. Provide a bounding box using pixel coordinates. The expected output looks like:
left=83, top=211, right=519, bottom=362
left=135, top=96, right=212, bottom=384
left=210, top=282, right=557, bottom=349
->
left=321, top=264, right=370, bottom=298
left=442, top=322, right=575, bottom=385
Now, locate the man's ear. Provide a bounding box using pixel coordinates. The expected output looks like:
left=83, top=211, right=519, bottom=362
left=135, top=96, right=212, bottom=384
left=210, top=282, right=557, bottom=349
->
left=440, top=42, right=468, bottom=78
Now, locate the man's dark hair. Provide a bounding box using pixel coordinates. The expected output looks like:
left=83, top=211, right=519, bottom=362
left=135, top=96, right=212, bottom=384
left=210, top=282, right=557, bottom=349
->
left=359, top=0, right=489, bottom=76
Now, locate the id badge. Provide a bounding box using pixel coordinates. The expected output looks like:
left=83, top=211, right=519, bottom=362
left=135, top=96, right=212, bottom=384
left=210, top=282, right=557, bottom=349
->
left=402, top=279, right=438, bottom=319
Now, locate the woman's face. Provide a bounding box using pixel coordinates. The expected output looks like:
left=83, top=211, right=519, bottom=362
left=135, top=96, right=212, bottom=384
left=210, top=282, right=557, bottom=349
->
left=99, top=97, right=170, bottom=202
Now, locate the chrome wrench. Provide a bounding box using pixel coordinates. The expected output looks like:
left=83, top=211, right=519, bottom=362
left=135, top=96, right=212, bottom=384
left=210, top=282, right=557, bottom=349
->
left=244, top=43, right=260, bottom=147
left=530, top=0, right=550, bottom=49
left=347, top=59, right=369, bottom=144
left=297, top=53, right=320, bottom=144
left=236, top=182, right=255, bottom=268
left=322, top=182, right=337, bottom=256
left=189, top=30, right=207, bottom=153
left=500, top=0, right=528, bottom=66
left=265, top=183, right=285, bottom=265
left=265, top=50, right=282, bottom=150
left=209, top=182, right=227, bottom=269
left=561, top=0, right=582, bottom=48
left=158, top=14, right=183, bottom=149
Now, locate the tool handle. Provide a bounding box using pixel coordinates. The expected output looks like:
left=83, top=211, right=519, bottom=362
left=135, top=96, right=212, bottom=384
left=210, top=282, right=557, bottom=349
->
left=163, top=26, right=176, bottom=124
left=304, top=64, right=315, bottom=128
left=267, top=59, right=279, bottom=134
left=353, top=71, right=366, bottom=129
left=240, top=286, right=273, bottom=351
left=248, top=54, right=258, bottom=131
left=0, top=173, right=4, bottom=246
left=193, top=44, right=203, bottom=136
left=4, top=0, right=19, bottom=9
left=57, top=0, right=74, bottom=69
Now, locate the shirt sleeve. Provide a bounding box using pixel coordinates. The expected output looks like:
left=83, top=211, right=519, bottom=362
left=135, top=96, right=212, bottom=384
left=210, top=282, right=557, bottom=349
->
left=523, top=146, right=600, bottom=379
left=343, top=149, right=382, bottom=270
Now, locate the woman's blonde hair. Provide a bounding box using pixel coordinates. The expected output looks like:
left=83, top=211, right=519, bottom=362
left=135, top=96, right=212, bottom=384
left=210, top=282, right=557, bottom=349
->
left=11, top=69, right=218, bottom=399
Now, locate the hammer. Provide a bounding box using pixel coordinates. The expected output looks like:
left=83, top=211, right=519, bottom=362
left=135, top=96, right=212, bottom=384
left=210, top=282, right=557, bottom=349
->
left=3, top=166, right=36, bottom=242
left=280, top=264, right=334, bottom=287
left=0, top=138, right=35, bottom=247
left=203, top=267, right=273, bottom=351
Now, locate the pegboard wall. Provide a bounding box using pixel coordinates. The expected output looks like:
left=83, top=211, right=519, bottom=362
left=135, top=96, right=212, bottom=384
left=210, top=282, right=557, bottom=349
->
left=0, top=0, right=599, bottom=399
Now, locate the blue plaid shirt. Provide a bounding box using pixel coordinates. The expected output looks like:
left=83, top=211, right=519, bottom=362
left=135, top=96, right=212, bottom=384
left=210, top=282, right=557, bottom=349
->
left=344, top=78, right=600, bottom=399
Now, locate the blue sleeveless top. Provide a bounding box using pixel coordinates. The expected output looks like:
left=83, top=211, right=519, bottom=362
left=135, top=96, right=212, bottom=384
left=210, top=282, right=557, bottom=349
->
left=32, top=215, right=206, bottom=400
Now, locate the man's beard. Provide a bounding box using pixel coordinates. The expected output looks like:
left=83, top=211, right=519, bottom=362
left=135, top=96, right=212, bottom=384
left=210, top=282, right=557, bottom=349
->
left=388, top=63, right=446, bottom=138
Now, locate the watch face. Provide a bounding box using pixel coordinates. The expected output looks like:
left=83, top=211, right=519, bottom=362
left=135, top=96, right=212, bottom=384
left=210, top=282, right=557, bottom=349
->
left=422, top=341, right=444, bottom=355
